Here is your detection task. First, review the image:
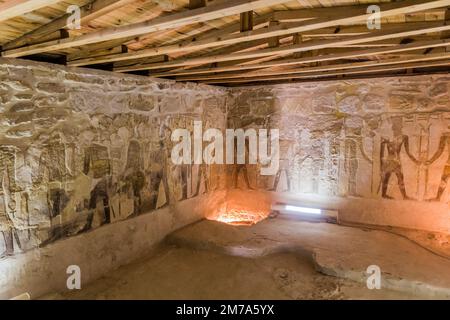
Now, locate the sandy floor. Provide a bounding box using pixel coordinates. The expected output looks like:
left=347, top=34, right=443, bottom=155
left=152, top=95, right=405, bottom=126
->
left=59, top=243, right=420, bottom=300
left=49, top=218, right=450, bottom=300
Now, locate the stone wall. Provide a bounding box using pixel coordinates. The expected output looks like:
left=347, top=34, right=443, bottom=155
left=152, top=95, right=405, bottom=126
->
left=228, top=75, right=450, bottom=233
left=0, top=58, right=228, bottom=260
left=1, top=57, right=450, bottom=297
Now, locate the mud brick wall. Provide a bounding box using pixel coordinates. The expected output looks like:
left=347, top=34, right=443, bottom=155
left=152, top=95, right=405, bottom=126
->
left=228, top=75, right=450, bottom=233
left=0, top=58, right=228, bottom=258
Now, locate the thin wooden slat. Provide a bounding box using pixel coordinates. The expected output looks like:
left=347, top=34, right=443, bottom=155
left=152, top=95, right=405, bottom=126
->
left=182, top=52, right=450, bottom=82
left=151, top=39, right=450, bottom=77
left=114, top=22, right=450, bottom=72
left=240, top=11, right=253, bottom=32
left=67, top=44, right=127, bottom=61
left=0, top=0, right=62, bottom=23
left=203, top=59, right=450, bottom=84
left=3, top=0, right=136, bottom=50
left=189, top=0, right=206, bottom=10
left=1, top=0, right=292, bottom=57
left=66, top=0, right=450, bottom=67
left=68, top=11, right=273, bottom=65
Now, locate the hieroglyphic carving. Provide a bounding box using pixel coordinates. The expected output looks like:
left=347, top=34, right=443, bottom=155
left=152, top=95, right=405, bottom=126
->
left=425, top=130, right=450, bottom=201
left=0, top=146, right=21, bottom=257
left=0, top=61, right=228, bottom=258
left=229, top=77, right=450, bottom=205
left=379, top=117, right=420, bottom=200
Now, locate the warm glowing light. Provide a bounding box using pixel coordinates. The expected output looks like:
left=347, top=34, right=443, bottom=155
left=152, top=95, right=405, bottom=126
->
left=284, top=205, right=322, bottom=215
left=212, top=208, right=268, bottom=226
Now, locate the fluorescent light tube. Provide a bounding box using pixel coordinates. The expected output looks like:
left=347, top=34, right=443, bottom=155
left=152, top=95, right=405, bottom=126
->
left=284, top=205, right=322, bottom=215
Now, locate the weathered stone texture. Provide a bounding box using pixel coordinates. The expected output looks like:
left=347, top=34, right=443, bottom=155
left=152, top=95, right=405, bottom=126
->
left=0, top=58, right=227, bottom=258
left=2, top=57, right=450, bottom=260
left=228, top=75, right=450, bottom=207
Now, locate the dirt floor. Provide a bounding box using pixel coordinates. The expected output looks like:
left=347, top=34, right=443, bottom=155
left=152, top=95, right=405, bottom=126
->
left=57, top=244, right=420, bottom=300
left=48, top=218, right=450, bottom=300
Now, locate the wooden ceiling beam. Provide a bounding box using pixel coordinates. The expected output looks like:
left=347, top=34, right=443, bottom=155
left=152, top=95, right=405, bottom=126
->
left=2, top=0, right=136, bottom=50
left=66, top=0, right=450, bottom=67
left=202, top=59, right=450, bottom=84
left=270, top=6, right=446, bottom=22
left=0, top=0, right=62, bottom=23
left=181, top=52, right=450, bottom=82
left=68, top=45, right=128, bottom=62
left=151, top=39, right=450, bottom=77
left=1, top=0, right=292, bottom=58
left=189, top=0, right=206, bottom=10
left=240, top=11, right=254, bottom=32
left=68, top=11, right=274, bottom=65
left=114, top=22, right=450, bottom=72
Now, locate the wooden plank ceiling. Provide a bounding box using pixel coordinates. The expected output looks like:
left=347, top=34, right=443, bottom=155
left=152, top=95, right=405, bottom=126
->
left=0, top=0, right=449, bottom=86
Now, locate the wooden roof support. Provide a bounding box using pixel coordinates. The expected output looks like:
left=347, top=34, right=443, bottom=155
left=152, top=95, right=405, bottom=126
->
left=240, top=11, right=254, bottom=32
left=150, top=39, right=450, bottom=77
left=65, top=0, right=450, bottom=67
left=114, top=22, right=450, bottom=72
left=1, top=0, right=292, bottom=58
left=68, top=45, right=128, bottom=61
left=0, top=0, right=62, bottom=23
left=73, top=21, right=432, bottom=66
left=442, top=8, right=450, bottom=52
left=189, top=0, right=206, bottom=10
left=201, top=59, right=450, bottom=84
left=68, top=12, right=272, bottom=66
left=268, top=20, right=280, bottom=48
left=3, top=0, right=136, bottom=50
left=292, top=33, right=302, bottom=58
left=181, top=52, right=450, bottom=82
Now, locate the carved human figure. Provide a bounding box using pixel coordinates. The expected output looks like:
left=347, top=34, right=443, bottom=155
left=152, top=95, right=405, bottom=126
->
left=82, top=144, right=111, bottom=231
left=293, top=129, right=319, bottom=193
left=269, top=139, right=291, bottom=192
left=37, top=133, right=68, bottom=183
left=192, top=122, right=212, bottom=197
left=123, top=140, right=145, bottom=214
left=425, top=132, right=450, bottom=201
left=165, top=118, right=190, bottom=200
left=35, top=133, right=72, bottom=222
left=344, top=130, right=373, bottom=197
left=0, top=146, right=19, bottom=257
left=231, top=137, right=253, bottom=189
left=148, top=122, right=173, bottom=209
left=192, top=163, right=208, bottom=197
left=379, top=118, right=419, bottom=200
left=149, top=140, right=172, bottom=209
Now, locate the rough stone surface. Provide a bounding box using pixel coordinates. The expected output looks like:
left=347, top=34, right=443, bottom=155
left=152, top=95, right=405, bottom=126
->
left=57, top=243, right=421, bottom=300
left=2, top=58, right=450, bottom=299
left=227, top=76, right=450, bottom=232
left=166, top=219, right=450, bottom=298
left=0, top=58, right=228, bottom=260
left=0, top=192, right=226, bottom=299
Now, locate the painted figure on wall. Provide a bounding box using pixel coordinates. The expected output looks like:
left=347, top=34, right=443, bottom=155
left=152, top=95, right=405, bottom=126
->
left=426, top=130, right=450, bottom=201
left=343, top=125, right=373, bottom=197
left=0, top=146, right=20, bottom=257
left=0, top=197, right=15, bottom=258
left=379, top=117, right=420, bottom=200
left=123, top=140, right=145, bottom=214
left=192, top=163, right=209, bottom=197
left=148, top=123, right=172, bottom=209
left=83, top=144, right=112, bottom=230
left=33, top=133, right=73, bottom=242
left=269, top=139, right=292, bottom=192
left=344, top=136, right=360, bottom=197
left=230, top=137, right=253, bottom=189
